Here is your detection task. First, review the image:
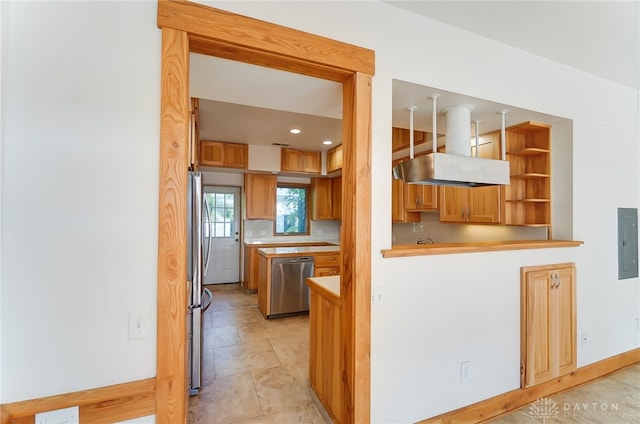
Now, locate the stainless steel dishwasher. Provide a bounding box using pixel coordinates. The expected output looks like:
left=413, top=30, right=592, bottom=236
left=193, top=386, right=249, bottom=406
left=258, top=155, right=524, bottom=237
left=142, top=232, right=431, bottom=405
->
left=270, top=256, right=314, bottom=317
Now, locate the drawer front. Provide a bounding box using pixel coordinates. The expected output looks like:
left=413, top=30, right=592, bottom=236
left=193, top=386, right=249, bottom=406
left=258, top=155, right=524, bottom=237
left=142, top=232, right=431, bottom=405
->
left=315, top=254, right=340, bottom=268
left=315, top=266, right=340, bottom=277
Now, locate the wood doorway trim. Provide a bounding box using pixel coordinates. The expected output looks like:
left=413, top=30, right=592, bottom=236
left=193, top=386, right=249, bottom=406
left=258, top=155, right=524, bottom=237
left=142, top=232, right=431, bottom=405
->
left=156, top=1, right=374, bottom=423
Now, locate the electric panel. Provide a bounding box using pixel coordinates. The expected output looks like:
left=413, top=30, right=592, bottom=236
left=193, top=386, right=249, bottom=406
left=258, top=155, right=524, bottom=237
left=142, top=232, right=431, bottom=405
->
left=618, top=208, right=638, bottom=279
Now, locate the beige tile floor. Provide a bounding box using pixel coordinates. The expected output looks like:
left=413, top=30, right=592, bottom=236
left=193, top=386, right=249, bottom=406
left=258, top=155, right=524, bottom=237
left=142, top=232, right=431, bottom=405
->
left=189, top=283, right=639, bottom=424
left=188, top=283, right=325, bottom=424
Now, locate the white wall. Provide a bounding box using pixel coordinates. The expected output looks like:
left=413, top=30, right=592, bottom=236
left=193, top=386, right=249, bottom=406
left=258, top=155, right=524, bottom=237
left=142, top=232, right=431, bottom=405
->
left=200, top=1, right=639, bottom=422
left=1, top=1, right=160, bottom=402
left=1, top=1, right=638, bottom=423
left=0, top=0, right=4, bottom=404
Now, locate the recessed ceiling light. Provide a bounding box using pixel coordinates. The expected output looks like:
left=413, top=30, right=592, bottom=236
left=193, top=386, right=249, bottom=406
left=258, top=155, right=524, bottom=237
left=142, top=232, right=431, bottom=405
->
left=290, top=128, right=301, bottom=134
left=323, top=140, right=333, bottom=145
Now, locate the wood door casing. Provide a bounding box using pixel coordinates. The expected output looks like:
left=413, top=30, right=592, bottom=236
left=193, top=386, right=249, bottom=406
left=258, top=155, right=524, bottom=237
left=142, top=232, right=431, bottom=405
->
left=157, top=2, right=374, bottom=423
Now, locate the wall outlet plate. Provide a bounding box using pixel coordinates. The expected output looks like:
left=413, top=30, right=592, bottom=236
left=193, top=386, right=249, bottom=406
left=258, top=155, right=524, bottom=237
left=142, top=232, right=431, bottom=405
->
left=128, top=310, right=150, bottom=340
left=35, top=406, right=79, bottom=424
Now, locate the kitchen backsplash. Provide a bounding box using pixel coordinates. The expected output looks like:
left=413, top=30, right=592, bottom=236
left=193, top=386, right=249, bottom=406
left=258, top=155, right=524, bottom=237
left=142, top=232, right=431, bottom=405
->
left=392, top=212, right=547, bottom=245
left=244, top=219, right=340, bottom=243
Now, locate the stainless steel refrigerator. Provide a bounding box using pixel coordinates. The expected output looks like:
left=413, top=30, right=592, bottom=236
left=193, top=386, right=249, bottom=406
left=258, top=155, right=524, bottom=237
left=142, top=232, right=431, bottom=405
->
left=187, top=171, right=213, bottom=396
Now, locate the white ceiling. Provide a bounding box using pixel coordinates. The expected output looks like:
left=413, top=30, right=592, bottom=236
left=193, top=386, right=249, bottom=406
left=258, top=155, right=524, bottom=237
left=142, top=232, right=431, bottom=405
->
left=388, top=1, right=639, bottom=91
left=190, top=1, right=639, bottom=152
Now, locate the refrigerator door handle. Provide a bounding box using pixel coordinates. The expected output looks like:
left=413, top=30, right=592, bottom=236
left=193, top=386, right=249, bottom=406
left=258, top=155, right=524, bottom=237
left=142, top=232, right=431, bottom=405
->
left=202, top=287, right=213, bottom=312
left=191, top=173, right=203, bottom=307
left=203, top=194, right=213, bottom=278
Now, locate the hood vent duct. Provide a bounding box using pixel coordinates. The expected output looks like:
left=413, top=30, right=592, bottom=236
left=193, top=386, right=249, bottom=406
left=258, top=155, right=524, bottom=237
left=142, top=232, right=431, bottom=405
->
left=392, top=95, right=510, bottom=187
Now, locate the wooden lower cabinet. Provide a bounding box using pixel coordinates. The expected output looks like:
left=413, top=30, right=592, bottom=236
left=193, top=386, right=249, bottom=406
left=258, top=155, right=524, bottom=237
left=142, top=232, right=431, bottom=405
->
left=243, top=242, right=337, bottom=292
left=308, top=281, right=343, bottom=423
left=521, top=263, right=577, bottom=388
left=314, top=253, right=341, bottom=277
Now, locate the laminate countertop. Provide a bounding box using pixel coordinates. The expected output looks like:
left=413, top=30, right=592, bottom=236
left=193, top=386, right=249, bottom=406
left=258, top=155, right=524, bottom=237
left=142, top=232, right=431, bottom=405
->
left=307, top=275, right=340, bottom=298
left=257, top=245, right=340, bottom=258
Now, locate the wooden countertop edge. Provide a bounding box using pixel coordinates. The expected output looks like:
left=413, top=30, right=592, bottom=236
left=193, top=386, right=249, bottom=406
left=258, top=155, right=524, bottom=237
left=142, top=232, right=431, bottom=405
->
left=307, top=277, right=341, bottom=305
left=381, top=240, right=584, bottom=258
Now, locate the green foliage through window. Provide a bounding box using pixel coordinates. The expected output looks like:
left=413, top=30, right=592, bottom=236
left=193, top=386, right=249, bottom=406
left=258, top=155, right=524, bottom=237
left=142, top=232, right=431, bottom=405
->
left=275, top=185, right=308, bottom=235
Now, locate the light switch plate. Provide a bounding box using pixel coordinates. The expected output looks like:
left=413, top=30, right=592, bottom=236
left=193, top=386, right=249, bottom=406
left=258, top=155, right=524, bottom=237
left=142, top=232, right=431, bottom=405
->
left=35, top=406, right=79, bottom=424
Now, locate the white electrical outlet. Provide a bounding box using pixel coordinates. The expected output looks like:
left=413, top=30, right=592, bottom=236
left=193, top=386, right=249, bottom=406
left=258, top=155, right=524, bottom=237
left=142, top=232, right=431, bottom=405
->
left=128, top=311, right=150, bottom=340
left=371, top=286, right=383, bottom=306
left=581, top=332, right=588, bottom=346
left=35, top=406, right=79, bottom=424
left=635, top=318, right=640, bottom=333
left=460, top=361, right=471, bottom=385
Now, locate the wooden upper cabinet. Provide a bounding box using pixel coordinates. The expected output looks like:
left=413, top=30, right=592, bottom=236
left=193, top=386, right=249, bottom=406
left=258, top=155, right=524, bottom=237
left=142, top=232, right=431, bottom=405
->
left=404, top=153, right=438, bottom=212
left=521, top=263, right=576, bottom=388
left=439, top=131, right=501, bottom=224
left=281, top=148, right=321, bottom=174
left=312, top=177, right=341, bottom=221
left=244, top=173, right=276, bottom=220
left=327, top=145, right=343, bottom=173
left=189, top=98, right=200, bottom=169
left=392, top=127, right=426, bottom=152
left=201, top=140, right=248, bottom=169
left=311, top=178, right=333, bottom=220
left=391, top=158, right=420, bottom=223
left=331, top=176, right=342, bottom=220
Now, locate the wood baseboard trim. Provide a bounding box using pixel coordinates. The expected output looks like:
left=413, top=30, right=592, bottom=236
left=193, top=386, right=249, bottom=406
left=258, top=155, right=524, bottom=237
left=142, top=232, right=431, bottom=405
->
left=418, top=348, right=640, bottom=424
left=0, top=378, right=155, bottom=424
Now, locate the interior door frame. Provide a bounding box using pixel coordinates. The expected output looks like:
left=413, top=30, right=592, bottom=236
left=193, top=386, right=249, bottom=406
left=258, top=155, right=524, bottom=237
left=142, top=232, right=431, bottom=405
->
left=156, top=1, right=374, bottom=423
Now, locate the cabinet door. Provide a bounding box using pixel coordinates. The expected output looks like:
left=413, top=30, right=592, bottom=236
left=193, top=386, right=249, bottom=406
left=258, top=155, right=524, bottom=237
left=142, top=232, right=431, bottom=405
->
left=405, top=184, right=437, bottom=211
left=523, top=270, right=554, bottom=387
left=201, top=141, right=224, bottom=166
left=327, top=145, right=343, bottom=173
left=302, top=151, right=321, bottom=173
left=468, top=186, right=501, bottom=223
left=555, top=266, right=577, bottom=378
left=392, top=128, right=426, bottom=152
left=224, top=143, right=248, bottom=169
left=281, top=148, right=302, bottom=172
left=392, top=159, right=419, bottom=223
left=331, top=176, right=342, bottom=220
left=311, top=178, right=333, bottom=220
left=521, top=264, right=576, bottom=388
left=244, top=173, right=276, bottom=220
left=439, top=186, right=469, bottom=223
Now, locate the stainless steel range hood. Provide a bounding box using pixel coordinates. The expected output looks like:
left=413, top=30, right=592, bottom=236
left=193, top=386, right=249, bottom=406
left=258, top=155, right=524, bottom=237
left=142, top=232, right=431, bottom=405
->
left=393, top=99, right=510, bottom=188
left=392, top=153, right=510, bottom=187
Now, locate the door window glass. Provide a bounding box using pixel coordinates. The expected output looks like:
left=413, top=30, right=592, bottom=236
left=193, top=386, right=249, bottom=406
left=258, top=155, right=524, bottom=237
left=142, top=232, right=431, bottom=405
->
left=204, top=192, right=235, bottom=238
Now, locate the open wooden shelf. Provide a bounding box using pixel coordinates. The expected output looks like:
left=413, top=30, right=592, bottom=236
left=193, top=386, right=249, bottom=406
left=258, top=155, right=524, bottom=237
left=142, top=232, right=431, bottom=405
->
left=505, top=122, right=551, bottom=228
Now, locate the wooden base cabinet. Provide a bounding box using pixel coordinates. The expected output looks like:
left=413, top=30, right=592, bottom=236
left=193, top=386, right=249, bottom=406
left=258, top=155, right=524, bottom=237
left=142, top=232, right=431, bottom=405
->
left=308, top=280, right=343, bottom=423
left=314, top=253, right=341, bottom=277
left=521, top=263, right=576, bottom=388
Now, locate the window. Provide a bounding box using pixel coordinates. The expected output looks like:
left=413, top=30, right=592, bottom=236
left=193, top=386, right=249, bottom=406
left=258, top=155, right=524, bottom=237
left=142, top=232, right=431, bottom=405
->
left=204, top=191, right=236, bottom=238
left=275, top=184, right=309, bottom=235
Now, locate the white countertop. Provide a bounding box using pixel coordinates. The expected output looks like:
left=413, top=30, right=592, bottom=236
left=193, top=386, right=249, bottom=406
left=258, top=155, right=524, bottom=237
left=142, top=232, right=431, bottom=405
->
left=307, top=275, right=340, bottom=297
left=245, top=239, right=339, bottom=246
left=258, top=245, right=340, bottom=256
